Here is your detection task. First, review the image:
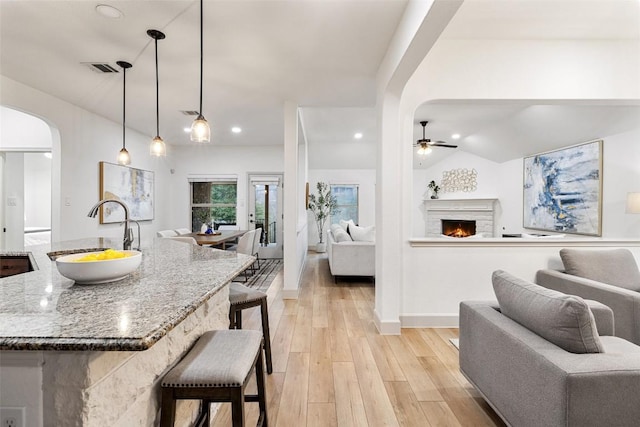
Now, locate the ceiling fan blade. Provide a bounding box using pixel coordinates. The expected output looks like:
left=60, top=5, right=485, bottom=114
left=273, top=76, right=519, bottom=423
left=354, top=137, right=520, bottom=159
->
left=433, top=143, right=458, bottom=148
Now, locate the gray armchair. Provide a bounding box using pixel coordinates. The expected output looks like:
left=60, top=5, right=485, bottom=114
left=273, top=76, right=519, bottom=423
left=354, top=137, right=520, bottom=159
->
left=536, top=248, right=640, bottom=346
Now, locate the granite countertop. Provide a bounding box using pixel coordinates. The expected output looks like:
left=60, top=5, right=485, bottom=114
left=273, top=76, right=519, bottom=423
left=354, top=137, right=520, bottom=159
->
left=0, top=238, right=255, bottom=351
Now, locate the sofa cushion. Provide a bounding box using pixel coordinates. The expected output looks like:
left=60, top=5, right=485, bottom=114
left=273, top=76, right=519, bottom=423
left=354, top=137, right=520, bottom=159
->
left=349, top=224, right=375, bottom=242
left=492, top=270, right=604, bottom=354
left=332, top=228, right=352, bottom=243
left=560, top=248, right=640, bottom=292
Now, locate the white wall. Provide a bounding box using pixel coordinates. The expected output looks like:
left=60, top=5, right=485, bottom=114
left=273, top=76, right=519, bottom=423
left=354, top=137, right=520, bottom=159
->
left=386, top=37, right=640, bottom=328
left=167, top=145, right=284, bottom=230
left=412, top=128, right=640, bottom=238
left=1, top=75, right=174, bottom=247
left=307, top=169, right=376, bottom=246
left=0, top=106, right=52, bottom=151
left=24, top=153, right=52, bottom=228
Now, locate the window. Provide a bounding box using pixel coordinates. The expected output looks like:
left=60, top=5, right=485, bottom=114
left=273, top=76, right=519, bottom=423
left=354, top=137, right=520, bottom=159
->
left=330, top=184, right=358, bottom=224
left=190, top=179, right=237, bottom=231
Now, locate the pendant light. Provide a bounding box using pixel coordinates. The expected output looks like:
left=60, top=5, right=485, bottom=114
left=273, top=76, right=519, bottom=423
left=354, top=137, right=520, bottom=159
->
left=190, top=0, right=210, bottom=142
left=148, top=29, right=167, bottom=156
left=117, top=61, right=132, bottom=165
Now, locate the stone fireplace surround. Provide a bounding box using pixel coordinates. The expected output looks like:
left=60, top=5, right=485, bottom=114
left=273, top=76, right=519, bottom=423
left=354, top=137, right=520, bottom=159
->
left=424, top=198, right=498, bottom=237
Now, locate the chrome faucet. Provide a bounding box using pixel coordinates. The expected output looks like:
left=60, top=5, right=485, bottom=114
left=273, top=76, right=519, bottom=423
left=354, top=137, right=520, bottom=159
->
left=87, top=199, right=134, bottom=250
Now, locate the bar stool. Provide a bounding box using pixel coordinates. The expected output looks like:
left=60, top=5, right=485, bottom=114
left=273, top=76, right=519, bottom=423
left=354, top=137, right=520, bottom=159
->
left=229, top=283, right=273, bottom=374
left=160, top=329, right=268, bottom=427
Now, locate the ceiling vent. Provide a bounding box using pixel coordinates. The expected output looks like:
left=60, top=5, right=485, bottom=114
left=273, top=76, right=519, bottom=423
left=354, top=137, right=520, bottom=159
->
left=82, top=62, right=120, bottom=73
left=180, top=110, right=200, bottom=116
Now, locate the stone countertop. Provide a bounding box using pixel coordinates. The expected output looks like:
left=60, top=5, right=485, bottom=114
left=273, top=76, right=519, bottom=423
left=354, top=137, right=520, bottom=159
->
left=0, top=238, right=255, bottom=351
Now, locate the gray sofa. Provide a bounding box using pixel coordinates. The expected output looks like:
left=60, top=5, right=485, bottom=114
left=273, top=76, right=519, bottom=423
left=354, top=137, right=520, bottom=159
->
left=460, top=270, right=640, bottom=427
left=537, top=248, right=640, bottom=346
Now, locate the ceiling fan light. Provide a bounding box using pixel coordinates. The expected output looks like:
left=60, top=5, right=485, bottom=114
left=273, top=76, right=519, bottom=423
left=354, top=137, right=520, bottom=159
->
left=190, top=115, right=210, bottom=142
left=417, top=143, right=432, bottom=156
left=150, top=136, right=166, bottom=156
left=118, top=147, right=131, bottom=165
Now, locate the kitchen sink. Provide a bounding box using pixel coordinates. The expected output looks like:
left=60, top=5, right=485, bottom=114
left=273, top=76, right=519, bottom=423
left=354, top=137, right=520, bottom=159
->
left=0, top=252, right=38, bottom=278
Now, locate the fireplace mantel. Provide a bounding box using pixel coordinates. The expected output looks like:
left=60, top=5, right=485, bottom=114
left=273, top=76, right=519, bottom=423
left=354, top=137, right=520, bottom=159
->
left=423, top=198, right=498, bottom=237
left=423, top=198, right=498, bottom=211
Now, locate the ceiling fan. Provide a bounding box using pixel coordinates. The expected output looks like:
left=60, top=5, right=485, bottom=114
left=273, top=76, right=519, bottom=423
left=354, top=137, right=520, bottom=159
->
left=415, top=121, right=457, bottom=155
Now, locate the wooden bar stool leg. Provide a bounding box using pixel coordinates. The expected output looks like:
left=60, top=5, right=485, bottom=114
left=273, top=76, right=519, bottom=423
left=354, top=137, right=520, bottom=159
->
left=236, top=310, right=243, bottom=329
left=255, top=349, right=268, bottom=426
left=160, top=387, right=176, bottom=427
left=260, top=300, right=273, bottom=374
left=231, top=387, right=246, bottom=427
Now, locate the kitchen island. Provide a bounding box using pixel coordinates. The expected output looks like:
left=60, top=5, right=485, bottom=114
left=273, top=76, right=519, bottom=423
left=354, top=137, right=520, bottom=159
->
left=0, top=237, right=255, bottom=426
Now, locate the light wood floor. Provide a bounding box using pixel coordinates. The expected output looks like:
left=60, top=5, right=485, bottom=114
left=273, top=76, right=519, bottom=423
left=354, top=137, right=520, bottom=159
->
left=212, top=252, right=505, bottom=427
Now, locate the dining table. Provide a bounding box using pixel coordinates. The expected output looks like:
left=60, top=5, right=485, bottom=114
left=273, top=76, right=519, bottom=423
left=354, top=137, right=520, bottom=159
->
left=188, top=230, right=248, bottom=249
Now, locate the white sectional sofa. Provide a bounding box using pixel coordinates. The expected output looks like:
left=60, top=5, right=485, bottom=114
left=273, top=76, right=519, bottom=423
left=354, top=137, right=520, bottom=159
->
left=326, top=222, right=375, bottom=283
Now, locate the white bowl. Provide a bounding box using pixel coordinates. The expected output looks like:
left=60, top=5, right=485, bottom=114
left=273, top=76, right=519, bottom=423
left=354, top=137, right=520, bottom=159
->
left=56, top=250, right=142, bottom=285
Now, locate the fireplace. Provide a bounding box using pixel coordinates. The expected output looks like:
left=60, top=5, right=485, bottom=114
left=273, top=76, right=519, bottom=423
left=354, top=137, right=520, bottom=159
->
left=423, top=199, right=498, bottom=237
left=442, top=220, right=476, bottom=238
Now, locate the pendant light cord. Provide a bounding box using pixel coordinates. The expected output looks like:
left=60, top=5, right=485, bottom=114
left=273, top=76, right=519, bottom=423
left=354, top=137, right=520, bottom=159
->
left=122, top=67, right=126, bottom=149
left=199, top=0, right=203, bottom=116
left=155, top=38, right=160, bottom=137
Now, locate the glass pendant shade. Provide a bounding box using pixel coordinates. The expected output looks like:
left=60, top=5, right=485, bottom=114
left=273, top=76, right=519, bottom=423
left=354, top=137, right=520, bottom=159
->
left=118, top=147, right=131, bottom=165
left=116, top=60, right=132, bottom=165
left=150, top=136, right=166, bottom=156
left=190, top=115, right=210, bottom=142
left=417, top=143, right=432, bottom=156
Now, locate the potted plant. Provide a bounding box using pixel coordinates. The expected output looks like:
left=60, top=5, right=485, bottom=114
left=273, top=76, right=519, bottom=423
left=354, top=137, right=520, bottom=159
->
left=307, top=182, right=339, bottom=253
left=428, top=180, right=440, bottom=199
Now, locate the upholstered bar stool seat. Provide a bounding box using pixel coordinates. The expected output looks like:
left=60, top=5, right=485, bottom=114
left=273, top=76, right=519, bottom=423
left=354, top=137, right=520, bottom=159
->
left=160, top=330, right=268, bottom=427
left=229, top=283, right=273, bottom=374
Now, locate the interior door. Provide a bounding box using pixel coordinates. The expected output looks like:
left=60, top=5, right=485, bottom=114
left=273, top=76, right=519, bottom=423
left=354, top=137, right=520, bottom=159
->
left=248, top=174, right=283, bottom=259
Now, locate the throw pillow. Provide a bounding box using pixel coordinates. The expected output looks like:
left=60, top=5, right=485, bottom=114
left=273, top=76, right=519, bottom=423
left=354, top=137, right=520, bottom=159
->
left=560, top=248, right=640, bottom=292
left=330, top=224, right=343, bottom=236
left=333, top=228, right=352, bottom=243
left=339, top=219, right=355, bottom=233
left=492, top=269, right=603, bottom=354
left=349, top=224, right=375, bottom=242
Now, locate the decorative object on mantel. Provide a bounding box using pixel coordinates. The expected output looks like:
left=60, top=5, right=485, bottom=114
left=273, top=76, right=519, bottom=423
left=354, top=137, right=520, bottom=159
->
left=307, top=182, right=339, bottom=253
left=99, top=161, right=154, bottom=223
left=190, top=0, right=211, bottom=143
left=148, top=29, right=167, bottom=157
left=116, top=60, right=132, bottom=165
left=441, top=168, right=477, bottom=193
left=428, top=180, right=440, bottom=199
left=523, top=140, right=602, bottom=236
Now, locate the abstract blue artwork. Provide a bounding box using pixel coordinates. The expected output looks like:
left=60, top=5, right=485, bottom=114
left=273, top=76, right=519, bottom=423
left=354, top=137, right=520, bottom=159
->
left=523, top=140, right=602, bottom=236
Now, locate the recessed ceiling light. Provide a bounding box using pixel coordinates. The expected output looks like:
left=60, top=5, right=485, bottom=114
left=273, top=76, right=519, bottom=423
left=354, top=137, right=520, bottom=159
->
left=354, top=132, right=363, bottom=139
left=183, top=127, right=191, bottom=133
left=231, top=127, right=242, bottom=133
left=96, top=4, right=123, bottom=19
left=451, top=133, right=461, bottom=140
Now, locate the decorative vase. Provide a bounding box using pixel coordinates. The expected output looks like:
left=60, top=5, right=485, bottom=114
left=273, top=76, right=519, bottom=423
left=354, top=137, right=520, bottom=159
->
left=315, top=242, right=327, bottom=253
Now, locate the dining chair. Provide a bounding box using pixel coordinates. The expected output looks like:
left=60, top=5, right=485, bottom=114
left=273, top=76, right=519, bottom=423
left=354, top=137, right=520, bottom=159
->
left=174, top=228, right=192, bottom=236
left=252, top=227, right=263, bottom=271
left=232, top=230, right=257, bottom=281
left=157, top=230, right=178, bottom=238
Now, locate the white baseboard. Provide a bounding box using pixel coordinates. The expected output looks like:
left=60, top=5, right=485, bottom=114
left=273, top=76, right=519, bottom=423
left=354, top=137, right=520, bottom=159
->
left=281, top=289, right=299, bottom=299
left=373, top=310, right=401, bottom=335
left=399, top=314, right=459, bottom=328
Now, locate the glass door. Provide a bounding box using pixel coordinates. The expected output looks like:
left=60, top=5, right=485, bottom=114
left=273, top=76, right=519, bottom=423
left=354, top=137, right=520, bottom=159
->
left=248, top=174, right=283, bottom=259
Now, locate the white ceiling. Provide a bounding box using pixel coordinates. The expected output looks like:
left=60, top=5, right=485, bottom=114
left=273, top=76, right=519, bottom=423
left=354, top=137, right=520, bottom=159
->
left=1, top=0, right=639, bottom=167
left=411, top=0, right=640, bottom=168
left=0, top=0, right=407, bottom=147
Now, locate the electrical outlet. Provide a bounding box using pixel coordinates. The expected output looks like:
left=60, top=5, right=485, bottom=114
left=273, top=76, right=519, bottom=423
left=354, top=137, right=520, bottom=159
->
left=0, top=407, right=25, bottom=427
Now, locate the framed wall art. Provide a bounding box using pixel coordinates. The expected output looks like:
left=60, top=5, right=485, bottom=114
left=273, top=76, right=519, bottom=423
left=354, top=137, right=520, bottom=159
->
left=99, top=162, right=154, bottom=224
left=523, top=140, right=603, bottom=236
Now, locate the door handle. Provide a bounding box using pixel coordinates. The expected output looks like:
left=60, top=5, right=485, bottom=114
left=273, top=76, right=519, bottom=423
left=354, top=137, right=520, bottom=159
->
left=249, top=220, right=254, bottom=223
